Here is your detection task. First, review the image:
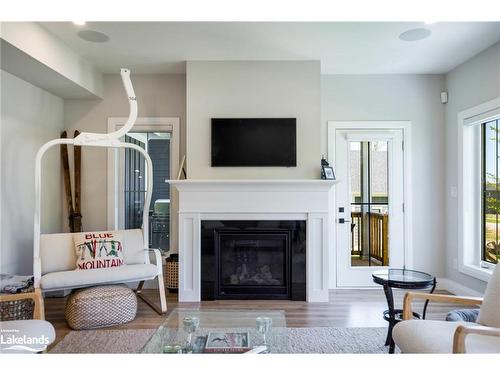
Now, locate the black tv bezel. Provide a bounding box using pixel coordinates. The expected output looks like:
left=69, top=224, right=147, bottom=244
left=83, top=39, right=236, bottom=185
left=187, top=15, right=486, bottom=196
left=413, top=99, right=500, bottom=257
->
left=210, top=118, right=297, bottom=167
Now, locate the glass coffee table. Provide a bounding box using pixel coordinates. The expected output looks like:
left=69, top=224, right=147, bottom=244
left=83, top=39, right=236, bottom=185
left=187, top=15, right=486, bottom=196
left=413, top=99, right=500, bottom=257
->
left=141, top=308, right=288, bottom=354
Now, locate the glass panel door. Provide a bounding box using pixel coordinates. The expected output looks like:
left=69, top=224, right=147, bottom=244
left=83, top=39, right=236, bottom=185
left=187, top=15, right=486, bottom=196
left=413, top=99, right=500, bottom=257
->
left=335, top=128, right=404, bottom=287
left=349, top=140, right=389, bottom=267
left=124, top=132, right=171, bottom=251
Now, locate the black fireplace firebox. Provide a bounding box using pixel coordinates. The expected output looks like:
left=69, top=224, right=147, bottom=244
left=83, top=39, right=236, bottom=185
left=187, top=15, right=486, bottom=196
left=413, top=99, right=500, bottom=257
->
left=201, top=220, right=306, bottom=301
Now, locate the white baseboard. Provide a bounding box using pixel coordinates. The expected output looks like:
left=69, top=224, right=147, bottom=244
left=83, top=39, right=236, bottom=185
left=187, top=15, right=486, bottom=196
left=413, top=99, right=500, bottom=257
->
left=437, top=278, right=483, bottom=297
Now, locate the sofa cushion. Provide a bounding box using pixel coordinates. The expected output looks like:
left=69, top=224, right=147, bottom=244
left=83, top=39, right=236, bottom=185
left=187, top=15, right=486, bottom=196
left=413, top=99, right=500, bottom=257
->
left=478, top=265, right=500, bottom=328
left=74, top=231, right=124, bottom=270
left=40, top=229, right=146, bottom=274
left=40, top=264, right=158, bottom=291
left=446, top=309, right=479, bottom=322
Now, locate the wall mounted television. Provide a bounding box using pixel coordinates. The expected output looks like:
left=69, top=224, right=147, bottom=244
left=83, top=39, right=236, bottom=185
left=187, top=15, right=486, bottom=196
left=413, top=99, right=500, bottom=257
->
left=211, top=118, right=297, bottom=167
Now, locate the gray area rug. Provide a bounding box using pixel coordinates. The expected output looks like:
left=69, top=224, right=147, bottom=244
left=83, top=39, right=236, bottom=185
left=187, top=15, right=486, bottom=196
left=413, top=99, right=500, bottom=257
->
left=50, top=327, right=391, bottom=354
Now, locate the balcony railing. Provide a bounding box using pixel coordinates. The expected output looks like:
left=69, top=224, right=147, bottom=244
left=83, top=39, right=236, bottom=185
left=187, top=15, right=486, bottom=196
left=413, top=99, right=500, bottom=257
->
left=351, top=211, right=389, bottom=266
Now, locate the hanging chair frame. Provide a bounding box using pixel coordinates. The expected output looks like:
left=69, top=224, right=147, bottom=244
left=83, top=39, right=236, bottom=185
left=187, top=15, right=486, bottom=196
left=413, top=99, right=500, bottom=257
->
left=33, top=69, right=165, bottom=314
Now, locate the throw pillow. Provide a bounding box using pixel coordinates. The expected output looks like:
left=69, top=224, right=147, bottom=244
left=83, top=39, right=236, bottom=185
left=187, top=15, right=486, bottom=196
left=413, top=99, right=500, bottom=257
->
left=73, top=231, right=124, bottom=270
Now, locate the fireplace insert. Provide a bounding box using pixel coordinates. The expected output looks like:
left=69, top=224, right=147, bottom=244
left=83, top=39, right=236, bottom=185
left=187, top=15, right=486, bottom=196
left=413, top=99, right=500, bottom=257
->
left=201, top=220, right=306, bottom=300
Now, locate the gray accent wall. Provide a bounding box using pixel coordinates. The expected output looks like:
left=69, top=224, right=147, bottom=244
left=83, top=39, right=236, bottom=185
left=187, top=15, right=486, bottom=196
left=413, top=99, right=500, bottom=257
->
left=322, top=74, right=447, bottom=280
left=63, top=73, right=186, bottom=232
left=445, top=42, right=500, bottom=293
left=186, top=61, right=321, bottom=179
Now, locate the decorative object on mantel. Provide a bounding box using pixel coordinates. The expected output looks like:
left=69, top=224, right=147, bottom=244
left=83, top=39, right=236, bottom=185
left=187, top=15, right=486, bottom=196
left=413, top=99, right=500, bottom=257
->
left=322, top=166, right=336, bottom=180
left=320, top=156, right=335, bottom=180
left=176, top=154, right=187, bottom=179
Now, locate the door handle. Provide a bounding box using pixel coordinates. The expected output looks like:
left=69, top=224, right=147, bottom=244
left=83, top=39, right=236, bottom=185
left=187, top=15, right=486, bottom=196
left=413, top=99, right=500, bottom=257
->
left=339, top=218, right=352, bottom=224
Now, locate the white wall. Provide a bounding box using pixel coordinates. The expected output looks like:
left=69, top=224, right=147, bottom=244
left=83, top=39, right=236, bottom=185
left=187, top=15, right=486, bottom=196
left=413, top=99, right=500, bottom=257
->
left=1, top=70, right=63, bottom=275
left=445, top=42, right=500, bottom=293
left=63, top=73, right=186, bottom=232
left=186, top=61, right=321, bottom=179
left=0, top=22, right=102, bottom=98
left=322, top=74, right=447, bottom=278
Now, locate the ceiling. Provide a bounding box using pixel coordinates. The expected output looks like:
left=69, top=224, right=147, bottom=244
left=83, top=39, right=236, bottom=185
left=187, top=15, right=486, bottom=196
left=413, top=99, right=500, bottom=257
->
left=40, top=22, right=500, bottom=75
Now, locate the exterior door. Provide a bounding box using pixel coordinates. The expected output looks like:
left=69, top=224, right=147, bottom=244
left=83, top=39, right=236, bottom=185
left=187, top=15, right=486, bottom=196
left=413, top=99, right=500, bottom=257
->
left=335, top=129, right=405, bottom=287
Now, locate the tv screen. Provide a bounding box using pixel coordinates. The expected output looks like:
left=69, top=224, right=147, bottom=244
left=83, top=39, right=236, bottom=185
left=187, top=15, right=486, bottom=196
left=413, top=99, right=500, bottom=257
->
left=211, top=118, right=297, bottom=167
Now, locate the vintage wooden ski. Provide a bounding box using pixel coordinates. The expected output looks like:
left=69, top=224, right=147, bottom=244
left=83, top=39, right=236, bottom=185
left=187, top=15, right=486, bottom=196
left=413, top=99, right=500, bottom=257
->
left=73, top=130, right=82, bottom=232
left=60, top=131, right=75, bottom=232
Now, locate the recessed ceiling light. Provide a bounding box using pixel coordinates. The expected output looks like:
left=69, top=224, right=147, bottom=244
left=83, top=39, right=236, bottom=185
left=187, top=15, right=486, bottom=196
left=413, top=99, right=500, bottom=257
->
left=77, top=30, right=110, bottom=43
left=73, top=21, right=86, bottom=26
left=399, top=28, right=432, bottom=42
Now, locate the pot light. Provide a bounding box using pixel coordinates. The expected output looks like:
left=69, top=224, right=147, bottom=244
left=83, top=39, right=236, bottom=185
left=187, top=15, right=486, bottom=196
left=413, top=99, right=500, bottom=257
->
left=77, top=30, right=110, bottom=43
left=73, top=21, right=86, bottom=26
left=399, top=28, right=432, bottom=42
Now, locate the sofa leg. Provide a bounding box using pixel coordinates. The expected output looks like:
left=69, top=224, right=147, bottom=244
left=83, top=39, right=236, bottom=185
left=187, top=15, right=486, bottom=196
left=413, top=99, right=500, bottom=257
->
left=135, top=279, right=167, bottom=315
left=33, top=288, right=45, bottom=320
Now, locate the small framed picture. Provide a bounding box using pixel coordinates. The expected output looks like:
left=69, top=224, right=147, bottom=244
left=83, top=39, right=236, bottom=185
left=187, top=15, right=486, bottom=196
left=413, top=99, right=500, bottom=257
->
left=322, top=166, right=336, bottom=180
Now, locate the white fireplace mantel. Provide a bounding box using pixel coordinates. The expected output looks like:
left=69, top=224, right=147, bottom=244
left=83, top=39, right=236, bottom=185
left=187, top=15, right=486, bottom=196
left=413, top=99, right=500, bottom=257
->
left=167, top=179, right=338, bottom=302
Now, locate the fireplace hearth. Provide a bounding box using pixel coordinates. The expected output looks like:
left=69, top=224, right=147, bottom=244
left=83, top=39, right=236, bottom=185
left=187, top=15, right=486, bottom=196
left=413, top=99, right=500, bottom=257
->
left=201, top=220, right=306, bottom=301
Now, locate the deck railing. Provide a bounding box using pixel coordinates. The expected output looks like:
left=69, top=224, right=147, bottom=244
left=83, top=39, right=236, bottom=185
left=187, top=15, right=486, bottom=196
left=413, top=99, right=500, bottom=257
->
left=351, top=211, right=389, bottom=266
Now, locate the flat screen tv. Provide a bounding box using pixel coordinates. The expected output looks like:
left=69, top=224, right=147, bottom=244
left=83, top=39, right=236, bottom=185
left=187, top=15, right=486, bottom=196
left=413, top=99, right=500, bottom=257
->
left=211, top=118, right=297, bottom=167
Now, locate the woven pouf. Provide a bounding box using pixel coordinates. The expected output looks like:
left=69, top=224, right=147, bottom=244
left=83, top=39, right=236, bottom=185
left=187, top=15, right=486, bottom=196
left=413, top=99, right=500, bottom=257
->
left=65, top=284, right=137, bottom=330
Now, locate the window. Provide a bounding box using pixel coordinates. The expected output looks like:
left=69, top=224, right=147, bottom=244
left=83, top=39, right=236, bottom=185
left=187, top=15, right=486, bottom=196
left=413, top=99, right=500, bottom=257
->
left=458, top=98, right=500, bottom=282
left=482, top=118, right=500, bottom=266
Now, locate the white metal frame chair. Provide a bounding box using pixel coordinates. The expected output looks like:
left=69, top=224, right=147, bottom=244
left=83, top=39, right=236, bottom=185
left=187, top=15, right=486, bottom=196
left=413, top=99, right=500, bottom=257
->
left=33, top=69, right=167, bottom=318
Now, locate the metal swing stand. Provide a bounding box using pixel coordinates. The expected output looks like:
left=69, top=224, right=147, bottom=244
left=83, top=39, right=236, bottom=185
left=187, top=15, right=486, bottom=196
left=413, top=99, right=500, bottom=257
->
left=33, top=69, right=167, bottom=317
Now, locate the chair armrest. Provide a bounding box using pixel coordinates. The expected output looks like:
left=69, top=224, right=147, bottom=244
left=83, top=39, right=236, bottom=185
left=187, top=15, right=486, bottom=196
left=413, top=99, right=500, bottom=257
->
left=403, top=292, right=483, bottom=320
left=144, top=248, right=164, bottom=276
left=0, top=288, right=45, bottom=320
left=453, top=325, right=500, bottom=353
left=0, top=293, right=34, bottom=303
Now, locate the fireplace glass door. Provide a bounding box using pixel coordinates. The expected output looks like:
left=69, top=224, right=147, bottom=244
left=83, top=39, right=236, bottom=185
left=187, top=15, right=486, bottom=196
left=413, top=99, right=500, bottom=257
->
left=217, top=231, right=290, bottom=299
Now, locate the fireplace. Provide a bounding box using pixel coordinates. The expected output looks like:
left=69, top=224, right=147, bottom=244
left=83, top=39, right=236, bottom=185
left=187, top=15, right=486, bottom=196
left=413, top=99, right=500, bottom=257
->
left=201, top=220, right=306, bottom=301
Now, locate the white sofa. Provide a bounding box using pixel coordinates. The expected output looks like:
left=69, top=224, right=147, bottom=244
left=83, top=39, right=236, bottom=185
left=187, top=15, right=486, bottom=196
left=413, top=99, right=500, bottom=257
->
left=35, top=229, right=167, bottom=318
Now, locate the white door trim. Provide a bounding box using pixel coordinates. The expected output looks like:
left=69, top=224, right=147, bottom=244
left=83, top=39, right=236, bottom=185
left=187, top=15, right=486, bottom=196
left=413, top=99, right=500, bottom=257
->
left=107, top=117, right=180, bottom=251
left=327, top=121, right=413, bottom=288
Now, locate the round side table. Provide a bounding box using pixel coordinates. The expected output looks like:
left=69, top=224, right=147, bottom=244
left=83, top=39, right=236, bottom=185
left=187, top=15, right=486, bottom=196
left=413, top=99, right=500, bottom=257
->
left=372, top=268, right=436, bottom=353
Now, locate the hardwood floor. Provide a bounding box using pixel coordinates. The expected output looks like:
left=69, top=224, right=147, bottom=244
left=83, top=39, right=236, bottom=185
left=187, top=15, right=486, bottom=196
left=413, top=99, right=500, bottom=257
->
left=45, top=288, right=473, bottom=349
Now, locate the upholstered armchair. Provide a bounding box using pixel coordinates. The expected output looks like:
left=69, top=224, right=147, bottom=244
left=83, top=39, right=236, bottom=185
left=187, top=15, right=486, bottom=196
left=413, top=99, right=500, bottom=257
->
left=393, top=265, right=500, bottom=353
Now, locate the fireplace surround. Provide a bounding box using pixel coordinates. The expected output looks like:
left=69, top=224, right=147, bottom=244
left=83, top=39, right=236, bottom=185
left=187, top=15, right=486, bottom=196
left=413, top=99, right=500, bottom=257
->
left=201, top=220, right=306, bottom=300
left=168, top=179, right=337, bottom=302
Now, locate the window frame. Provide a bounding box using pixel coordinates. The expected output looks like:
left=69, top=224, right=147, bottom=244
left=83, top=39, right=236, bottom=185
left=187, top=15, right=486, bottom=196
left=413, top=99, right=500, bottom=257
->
left=458, top=98, right=500, bottom=282
left=480, top=119, right=500, bottom=269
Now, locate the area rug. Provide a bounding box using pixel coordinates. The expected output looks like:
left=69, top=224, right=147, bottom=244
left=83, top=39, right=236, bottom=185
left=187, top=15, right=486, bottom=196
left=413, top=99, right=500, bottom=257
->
left=50, top=327, right=391, bottom=354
